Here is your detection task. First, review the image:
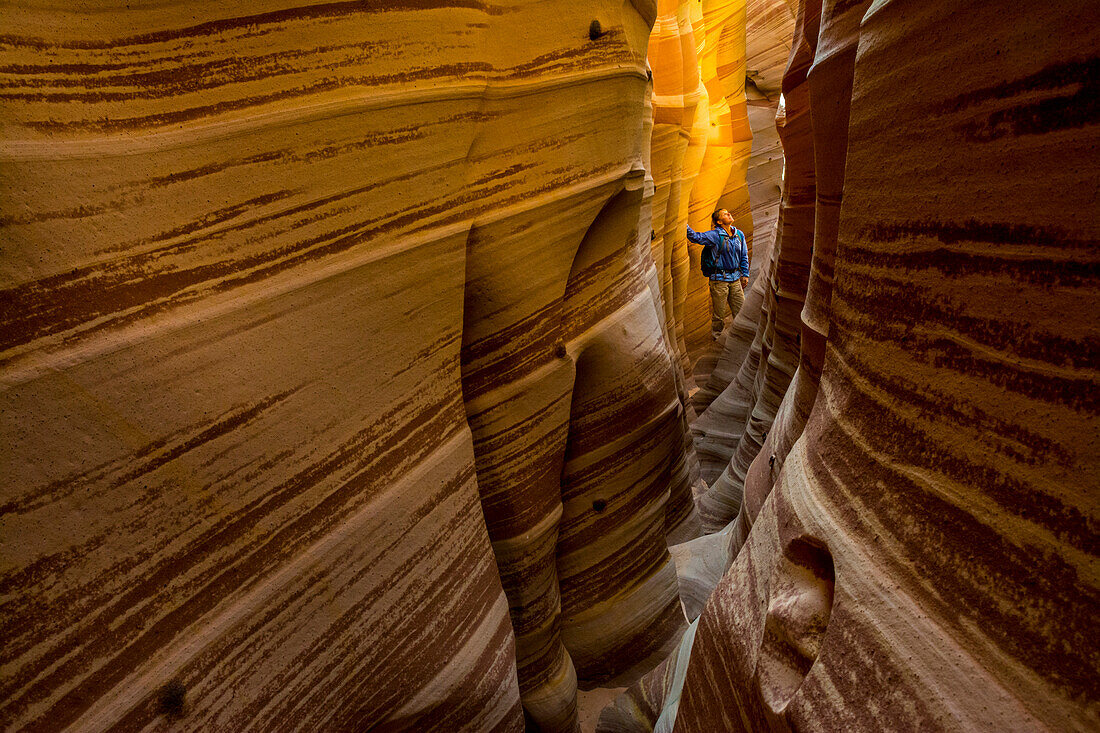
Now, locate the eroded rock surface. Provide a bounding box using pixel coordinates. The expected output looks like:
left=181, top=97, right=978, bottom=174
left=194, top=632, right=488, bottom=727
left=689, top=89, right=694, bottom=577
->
left=3, top=1, right=1097, bottom=731
left=656, top=0, right=1100, bottom=730
left=0, top=3, right=699, bottom=730
left=693, top=0, right=818, bottom=530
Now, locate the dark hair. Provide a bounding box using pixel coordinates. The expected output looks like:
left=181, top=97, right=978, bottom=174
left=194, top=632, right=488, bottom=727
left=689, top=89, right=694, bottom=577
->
left=711, top=209, right=725, bottom=226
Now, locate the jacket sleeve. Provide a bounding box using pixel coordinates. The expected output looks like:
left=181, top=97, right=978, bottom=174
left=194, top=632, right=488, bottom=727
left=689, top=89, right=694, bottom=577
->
left=686, top=225, right=702, bottom=244
left=738, top=231, right=750, bottom=276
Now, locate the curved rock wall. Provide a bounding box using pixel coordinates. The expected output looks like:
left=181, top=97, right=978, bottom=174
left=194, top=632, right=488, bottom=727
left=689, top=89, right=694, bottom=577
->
left=658, top=0, right=1100, bottom=730
left=648, top=0, right=704, bottom=377
left=1, top=2, right=703, bottom=730
left=730, top=0, right=871, bottom=554
left=693, top=0, right=819, bottom=530
left=7, top=1, right=1094, bottom=731
left=0, top=3, right=529, bottom=728
left=596, top=1, right=795, bottom=727
left=649, top=0, right=787, bottom=376
left=688, top=0, right=792, bottom=420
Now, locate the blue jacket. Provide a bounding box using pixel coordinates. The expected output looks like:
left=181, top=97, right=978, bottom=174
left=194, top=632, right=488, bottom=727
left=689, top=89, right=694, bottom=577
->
left=687, top=225, right=750, bottom=280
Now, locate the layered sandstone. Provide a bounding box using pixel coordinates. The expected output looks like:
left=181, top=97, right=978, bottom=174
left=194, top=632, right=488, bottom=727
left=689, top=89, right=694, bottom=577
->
left=648, top=0, right=705, bottom=378
left=649, top=0, right=785, bottom=377
left=727, top=0, right=871, bottom=557
left=0, top=3, right=699, bottom=731
left=5, top=1, right=1097, bottom=731
left=642, top=0, right=1100, bottom=730
left=688, top=0, right=791, bottom=424
left=693, top=0, right=819, bottom=530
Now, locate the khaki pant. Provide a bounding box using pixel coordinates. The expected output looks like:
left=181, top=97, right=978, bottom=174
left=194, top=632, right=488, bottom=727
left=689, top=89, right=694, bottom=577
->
left=709, top=278, right=745, bottom=338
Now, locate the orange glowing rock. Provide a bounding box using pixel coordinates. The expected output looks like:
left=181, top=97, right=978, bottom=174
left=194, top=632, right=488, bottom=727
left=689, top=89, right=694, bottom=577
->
left=693, top=0, right=820, bottom=532
left=0, top=3, right=698, bottom=731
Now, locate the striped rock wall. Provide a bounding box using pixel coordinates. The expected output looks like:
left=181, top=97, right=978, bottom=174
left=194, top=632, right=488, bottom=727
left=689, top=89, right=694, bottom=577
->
left=681, top=0, right=752, bottom=362
left=595, top=620, right=700, bottom=733
left=1, top=2, right=706, bottom=731
left=692, top=0, right=820, bottom=531
left=730, top=0, right=873, bottom=556
left=688, top=0, right=791, bottom=426
left=595, top=2, right=795, bottom=728
left=666, top=0, right=1100, bottom=730
left=0, top=2, right=527, bottom=729
left=744, top=0, right=797, bottom=99
left=670, top=0, right=867, bottom=659
left=648, top=0, right=705, bottom=377
left=648, top=0, right=785, bottom=378
left=688, top=95, right=786, bottom=475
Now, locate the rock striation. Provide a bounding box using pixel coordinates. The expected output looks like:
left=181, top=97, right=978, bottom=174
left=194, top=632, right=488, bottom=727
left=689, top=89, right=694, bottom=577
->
left=693, top=0, right=819, bottom=531
left=688, top=0, right=792, bottom=426
left=648, top=0, right=705, bottom=379
left=636, top=0, right=1100, bottom=730
left=4, top=1, right=1097, bottom=731
left=648, top=0, right=787, bottom=377
left=0, top=2, right=701, bottom=731
left=728, top=0, right=871, bottom=558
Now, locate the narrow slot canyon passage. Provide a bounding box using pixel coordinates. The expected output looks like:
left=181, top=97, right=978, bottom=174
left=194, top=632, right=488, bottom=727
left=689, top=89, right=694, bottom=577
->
left=1, top=2, right=1096, bottom=732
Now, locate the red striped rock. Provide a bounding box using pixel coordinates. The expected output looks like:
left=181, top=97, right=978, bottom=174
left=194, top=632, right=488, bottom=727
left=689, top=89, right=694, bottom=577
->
left=689, top=91, right=785, bottom=461
left=688, top=0, right=790, bottom=435
left=672, top=0, right=1100, bottom=729
left=1, top=4, right=527, bottom=729
left=730, top=0, right=872, bottom=556
left=642, top=0, right=709, bottom=559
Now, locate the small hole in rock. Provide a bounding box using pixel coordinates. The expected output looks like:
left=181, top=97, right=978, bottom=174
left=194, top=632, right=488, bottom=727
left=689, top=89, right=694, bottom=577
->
left=592, top=499, right=607, bottom=512
left=555, top=343, right=568, bottom=359
left=757, top=537, right=835, bottom=713
left=589, top=20, right=603, bottom=40
left=158, top=680, right=186, bottom=719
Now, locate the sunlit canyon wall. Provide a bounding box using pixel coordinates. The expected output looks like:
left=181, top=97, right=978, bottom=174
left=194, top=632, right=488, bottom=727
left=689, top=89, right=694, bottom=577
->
left=2, top=0, right=1097, bottom=732
left=647, top=0, right=791, bottom=381
left=0, top=2, right=705, bottom=731
left=604, top=0, right=1099, bottom=730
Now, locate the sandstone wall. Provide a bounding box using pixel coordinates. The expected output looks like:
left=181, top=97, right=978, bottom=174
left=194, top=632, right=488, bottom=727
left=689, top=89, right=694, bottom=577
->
left=597, top=1, right=795, bottom=727
left=692, top=0, right=817, bottom=529
left=648, top=0, right=788, bottom=377
left=0, top=3, right=701, bottom=730
left=628, top=0, right=1100, bottom=730
left=6, top=1, right=1094, bottom=731
left=688, top=0, right=791, bottom=420
left=648, top=0, right=704, bottom=378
